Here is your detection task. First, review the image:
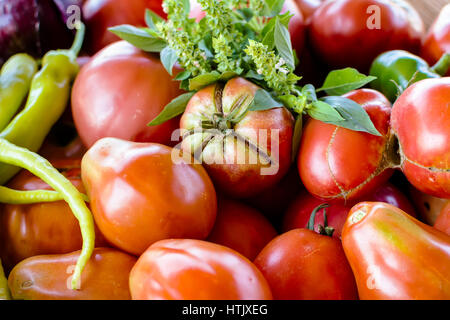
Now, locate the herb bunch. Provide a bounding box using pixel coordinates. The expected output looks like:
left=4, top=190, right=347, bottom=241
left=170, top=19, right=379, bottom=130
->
left=110, top=0, right=380, bottom=138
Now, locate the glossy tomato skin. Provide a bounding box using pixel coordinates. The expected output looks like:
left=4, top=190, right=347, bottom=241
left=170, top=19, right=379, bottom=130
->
left=72, top=41, right=182, bottom=149
left=8, top=248, right=136, bottom=300
left=409, top=185, right=449, bottom=225
left=0, top=160, right=107, bottom=272
left=294, top=0, right=323, bottom=24
left=298, top=89, right=393, bottom=202
left=342, top=202, right=450, bottom=300
left=254, top=229, right=358, bottom=300
left=81, top=138, right=217, bottom=256
left=83, top=0, right=166, bottom=53
left=369, top=183, right=417, bottom=218
left=207, top=198, right=277, bottom=261
left=435, top=203, right=450, bottom=236
left=129, top=239, right=272, bottom=300
left=309, top=0, right=424, bottom=72
left=180, top=77, right=294, bottom=199
left=421, top=4, right=450, bottom=76
left=391, top=78, right=450, bottom=198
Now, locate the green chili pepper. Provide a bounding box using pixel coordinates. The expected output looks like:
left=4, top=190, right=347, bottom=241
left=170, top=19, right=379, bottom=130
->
left=0, top=259, right=11, bottom=300
left=0, top=185, right=89, bottom=204
left=0, top=54, right=38, bottom=132
left=369, top=50, right=450, bottom=102
left=0, top=137, right=95, bottom=290
left=0, top=23, right=85, bottom=185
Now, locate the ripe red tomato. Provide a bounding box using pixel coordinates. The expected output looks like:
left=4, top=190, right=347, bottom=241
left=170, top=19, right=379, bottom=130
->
left=129, top=239, right=273, bottom=300
left=83, top=0, right=166, bottom=54
left=435, top=202, right=450, bottom=236
left=391, top=77, right=450, bottom=199
left=409, top=185, right=449, bottom=225
left=298, top=89, right=393, bottom=202
left=81, top=138, right=217, bottom=256
left=421, top=4, right=450, bottom=76
left=72, top=41, right=183, bottom=149
left=342, top=202, right=450, bottom=300
left=207, top=198, right=277, bottom=261
left=180, top=77, right=294, bottom=199
left=8, top=248, right=136, bottom=300
left=294, top=0, right=323, bottom=24
left=283, top=183, right=417, bottom=238
left=254, top=229, right=358, bottom=300
left=309, top=0, right=425, bottom=72
left=0, top=160, right=107, bottom=272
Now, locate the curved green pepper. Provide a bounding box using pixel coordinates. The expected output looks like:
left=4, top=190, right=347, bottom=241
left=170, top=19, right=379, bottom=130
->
left=0, top=54, right=38, bottom=132
left=0, top=259, right=11, bottom=300
left=369, top=50, right=450, bottom=102
left=0, top=24, right=85, bottom=185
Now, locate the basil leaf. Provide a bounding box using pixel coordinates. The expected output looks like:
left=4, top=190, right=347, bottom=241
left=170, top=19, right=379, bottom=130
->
left=262, top=0, right=285, bottom=17
left=249, top=89, right=283, bottom=111
left=219, top=71, right=238, bottom=81
left=198, top=35, right=214, bottom=59
left=302, top=84, right=317, bottom=102
left=174, top=71, right=191, bottom=81
left=109, top=25, right=166, bottom=52
left=145, top=9, right=164, bottom=30
left=189, top=72, right=221, bottom=91
left=148, top=92, right=195, bottom=126
left=307, top=101, right=345, bottom=122
left=245, top=70, right=264, bottom=81
left=274, top=18, right=295, bottom=70
left=318, top=68, right=377, bottom=96
left=261, top=13, right=292, bottom=50
left=291, top=115, right=303, bottom=163
left=321, top=96, right=382, bottom=136
left=181, top=0, right=190, bottom=15
left=238, top=8, right=254, bottom=21
left=160, top=47, right=178, bottom=75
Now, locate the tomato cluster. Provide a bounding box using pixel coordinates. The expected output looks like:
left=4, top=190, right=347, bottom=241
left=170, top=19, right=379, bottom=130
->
left=1, top=0, right=449, bottom=302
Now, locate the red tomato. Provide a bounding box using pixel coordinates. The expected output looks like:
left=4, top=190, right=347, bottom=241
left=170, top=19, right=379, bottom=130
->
left=254, top=229, right=358, bottom=300
left=369, top=183, right=417, bottom=218
left=207, top=198, right=278, bottom=261
left=309, top=0, right=424, bottom=72
left=8, top=248, right=136, bottom=300
left=83, top=0, right=166, bottom=54
left=435, top=203, right=450, bottom=236
left=0, top=160, right=107, bottom=272
left=180, top=77, right=294, bottom=199
left=72, top=41, right=183, bottom=149
left=421, top=4, right=450, bottom=76
left=342, top=202, right=450, bottom=300
left=294, top=0, right=323, bottom=24
left=129, top=239, right=273, bottom=300
left=391, top=77, right=450, bottom=198
left=298, top=89, right=393, bottom=202
left=81, top=138, right=217, bottom=256
left=409, top=185, right=449, bottom=225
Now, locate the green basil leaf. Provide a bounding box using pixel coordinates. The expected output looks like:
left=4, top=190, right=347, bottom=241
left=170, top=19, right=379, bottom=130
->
left=262, top=0, right=285, bottom=17
left=148, top=92, right=195, bottom=126
left=219, top=71, right=238, bottom=81
left=180, top=79, right=190, bottom=91
left=302, top=84, right=317, bottom=102
left=291, top=115, right=303, bottom=163
left=182, top=0, right=190, bottom=15
left=198, top=35, right=214, bottom=59
left=109, top=25, right=166, bottom=52
left=261, top=13, right=292, bottom=50
left=249, top=89, right=283, bottom=111
left=160, top=47, right=178, bottom=76
left=307, top=101, right=345, bottom=122
left=238, top=8, right=254, bottom=21
left=174, top=71, right=191, bottom=81
left=145, top=9, right=164, bottom=30
left=318, top=68, right=377, bottom=96
left=274, top=18, right=295, bottom=70
left=189, top=72, right=221, bottom=91
left=321, top=96, right=382, bottom=136
left=277, top=95, right=299, bottom=111
left=245, top=70, right=264, bottom=81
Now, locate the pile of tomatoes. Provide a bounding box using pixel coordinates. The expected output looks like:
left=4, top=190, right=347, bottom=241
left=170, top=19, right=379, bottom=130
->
left=1, top=0, right=449, bottom=301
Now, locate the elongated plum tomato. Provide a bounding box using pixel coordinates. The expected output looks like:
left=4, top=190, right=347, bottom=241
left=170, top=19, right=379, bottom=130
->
left=254, top=229, right=358, bottom=300
left=342, top=202, right=450, bottom=300
left=81, top=138, right=217, bottom=256
left=391, top=78, right=450, bottom=198
left=189, top=0, right=305, bottom=56
left=435, top=203, right=450, bottom=236
left=298, top=89, right=393, bottom=202
left=72, top=41, right=182, bottom=149
left=421, top=4, right=450, bottom=76
left=8, top=248, right=136, bottom=300
left=180, top=77, right=294, bottom=199
left=283, top=183, right=417, bottom=238
left=0, top=160, right=107, bottom=273
left=130, top=239, right=272, bottom=300
left=309, top=0, right=424, bottom=72
left=83, top=0, right=166, bottom=54
left=207, top=198, right=277, bottom=261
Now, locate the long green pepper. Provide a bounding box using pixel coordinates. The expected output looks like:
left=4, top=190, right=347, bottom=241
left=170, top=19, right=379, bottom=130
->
left=0, top=259, right=11, bottom=300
